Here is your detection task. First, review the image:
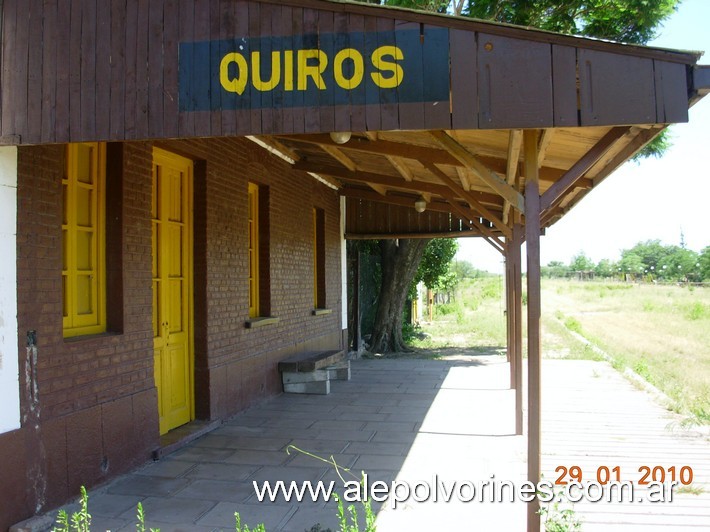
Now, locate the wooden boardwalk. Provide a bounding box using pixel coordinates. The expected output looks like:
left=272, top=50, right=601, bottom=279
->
left=540, top=360, right=710, bottom=531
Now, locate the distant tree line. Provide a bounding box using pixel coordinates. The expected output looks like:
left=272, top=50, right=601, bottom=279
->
left=543, top=240, right=710, bottom=282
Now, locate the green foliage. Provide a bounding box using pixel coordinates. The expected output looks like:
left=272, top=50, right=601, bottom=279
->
left=415, top=239, right=459, bottom=290
left=463, top=0, right=679, bottom=44
left=53, top=486, right=91, bottom=532
left=234, top=512, right=266, bottom=532
left=686, top=302, right=708, bottom=321
left=699, top=246, right=710, bottom=281
left=569, top=251, right=594, bottom=272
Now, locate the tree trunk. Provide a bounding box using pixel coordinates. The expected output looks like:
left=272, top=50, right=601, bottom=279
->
left=369, top=239, right=430, bottom=353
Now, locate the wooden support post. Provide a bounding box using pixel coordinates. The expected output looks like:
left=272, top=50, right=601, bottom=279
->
left=524, top=130, right=542, bottom=532
left=512, top=221, right=524, bottom=437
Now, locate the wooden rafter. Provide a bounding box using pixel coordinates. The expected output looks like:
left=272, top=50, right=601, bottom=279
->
left=340, top=187, right=502, bottom=217
left=503, top=129, right=523, bottom=224
left=320, top=144, right=357, bottom=171
left=537, top=129, right=555, bottom=168
left=421, top=160, right=512, bottom=239
left=386, top=155, right=414, bottom=181
left=455, top=166, right=471, bottom=191
left=277, top=133, right=572, bottom=184
left=292, top=160, right=504, bottom=207
left=439, top=188, right=506, bottom=254
left=540, top=126, right=630, bottom=214
left=429, top=130, right=525, bottom=213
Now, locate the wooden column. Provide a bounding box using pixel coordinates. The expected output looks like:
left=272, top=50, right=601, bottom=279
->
left=524, top=129, right=542, bottom=532
left=512, top=221, right=524, bottom=437
left=505, top=223, right=523, bottom=437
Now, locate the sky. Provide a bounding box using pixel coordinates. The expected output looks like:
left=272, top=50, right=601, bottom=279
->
left=456, top=0, right=710, bottom=273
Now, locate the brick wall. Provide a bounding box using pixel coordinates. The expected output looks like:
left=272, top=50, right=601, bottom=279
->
left=1, top=136, right=344, bottom=529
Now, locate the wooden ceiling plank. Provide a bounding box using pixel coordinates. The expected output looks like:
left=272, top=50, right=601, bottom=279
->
left=430, top=130, right=525, bottom=213
left=320, top=144, right=358, bottom=171
left=540, top=126, right=630, bottom=213
left=422, top=160, right=512, bottom=239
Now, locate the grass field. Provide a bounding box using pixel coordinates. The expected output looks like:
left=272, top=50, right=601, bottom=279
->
left=410, top=277, right=710, bottom=424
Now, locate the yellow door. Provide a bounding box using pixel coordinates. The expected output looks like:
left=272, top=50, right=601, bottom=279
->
left=152, top=148, right=193, bottom=435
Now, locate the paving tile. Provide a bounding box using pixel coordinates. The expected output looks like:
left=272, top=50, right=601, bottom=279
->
left=351, top=454, right=407, bottom=473
left=197, top=501, right=294, bottom=530
left=283, top=438, right=349, bottom=455
left=313, top=429, right=376, bottom=442
left=134, top=458, right=196, bottom=478
left=248, top=465, right=327, bottom=486
left=310, top=419, right=366, bottom=431
left=108, top=475, right=191, bottom=497
left=286, top=452, right=357, bottom=469
left=170, top=446, right=237, bottom=463
left=223, top=449, right=292, bottom=466
left=119, top=495, right=215, bottom=524
left=186, top=462, right=258, bottom=481
left=362, top=421, right=418, bottom=433
left=192, top=433, right=293, bottom=451
left=84, top=491, right=145, bottom=517
left=345, top=441, right=410, bottom=456
left=370, top=431, right=417, bottom=444
left=173, top=479, right=256, bottom=503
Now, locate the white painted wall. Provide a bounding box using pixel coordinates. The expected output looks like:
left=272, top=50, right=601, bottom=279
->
left=0, top=147, right=19, bottom=434
left=340, top=196, right=348, bottom=331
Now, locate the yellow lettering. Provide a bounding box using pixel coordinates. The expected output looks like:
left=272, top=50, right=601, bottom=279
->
left=370, top=45, right=404, bottom=89
left=284, top=50, right=294, bottom=91
left=298, top=49, right=328, bottom=91
left=333, top=48, right=364, bottom=90
left=220, top=52, right=248, bottom=95
left=251, top=51, right=281, bottom=91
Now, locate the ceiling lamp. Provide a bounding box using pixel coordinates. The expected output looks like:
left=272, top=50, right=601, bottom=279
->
left=329, top=131, right=351, bottom=144
left=414, top=198, right=427, bottom=213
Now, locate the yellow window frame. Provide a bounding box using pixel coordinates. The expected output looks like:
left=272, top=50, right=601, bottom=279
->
left=63, top=142, right=106, bottom=337
left=248, top=182, right=260, bottom=318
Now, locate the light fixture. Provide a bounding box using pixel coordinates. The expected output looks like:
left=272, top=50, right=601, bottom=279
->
left=329, top=131, right=351, bottom=144
left=414, top=198, right=427, bottom=213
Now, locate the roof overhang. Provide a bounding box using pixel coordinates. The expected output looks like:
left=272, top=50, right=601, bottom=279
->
left=1, top=0, right=706, bottom=242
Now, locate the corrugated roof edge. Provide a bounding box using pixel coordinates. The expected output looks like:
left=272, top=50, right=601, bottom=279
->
left=255, top=0, right=703, bottom=64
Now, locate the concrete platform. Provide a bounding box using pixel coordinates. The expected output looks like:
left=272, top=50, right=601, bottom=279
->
left=34, top=356, right=710, bottom=531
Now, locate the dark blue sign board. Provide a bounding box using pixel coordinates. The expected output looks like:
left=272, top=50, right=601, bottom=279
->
left=178, top=28, right=450, bottom=112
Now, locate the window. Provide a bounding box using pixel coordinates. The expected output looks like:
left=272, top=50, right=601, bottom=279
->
left=248, top=182, right=260, bottom=318
left=63, top=143, right=106, bottom=337
left=313, top=208, right=326, bottom=309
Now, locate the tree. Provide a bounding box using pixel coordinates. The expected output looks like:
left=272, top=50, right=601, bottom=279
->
left=369, top=239, right=431, bottom=353
left=699, top=247, right=710, bottom=282
left=415, top=239, right=459, bottom=289
left=569, top=251, right=594, bottom=272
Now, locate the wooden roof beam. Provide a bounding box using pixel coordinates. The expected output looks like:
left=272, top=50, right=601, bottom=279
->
left=278, top=133, right=570, bottom=184
left=386, top=155, right=415, bottom=181
left=422, top=160, right=512, bottom=239
left=439, top=189, right=506, bottom=254
left=455, top=167, right=471, bottom=191
left=429, top=130, right=525, bottom=213
left=537, top=129, right=555, bottom=168
left=540, top=126, right=630, bottom=214
left=320, top=144, right=357, bottom=171
left=340, top=187, right=499, bottom=216
left=292, top=160, right=504, bottom=207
